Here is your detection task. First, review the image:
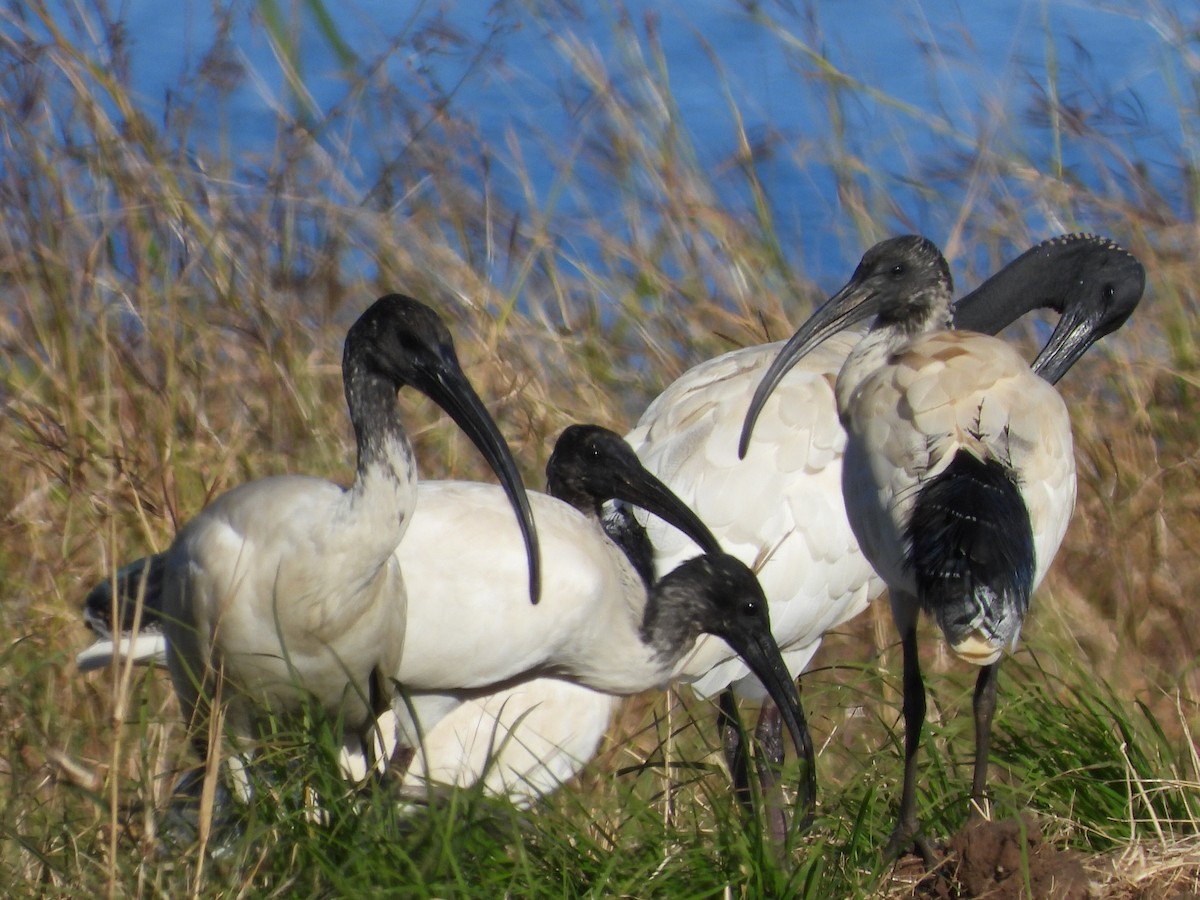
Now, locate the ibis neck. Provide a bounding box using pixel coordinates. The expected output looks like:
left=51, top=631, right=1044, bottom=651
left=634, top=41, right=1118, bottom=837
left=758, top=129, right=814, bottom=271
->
left=554, top=571, right=694, bottom=694
left=346, top=366, right=411, bottom=475
left=601, top=503, right=656, bottom=588
left=952, top=243, right=1070, bottom=335
left=835, top=303, right=951, bottom=416
left=832, top=326, right=897, bottom=416
left=638, top=580, right=704, bottom=674
left=342, top=364, right=417, bottom=545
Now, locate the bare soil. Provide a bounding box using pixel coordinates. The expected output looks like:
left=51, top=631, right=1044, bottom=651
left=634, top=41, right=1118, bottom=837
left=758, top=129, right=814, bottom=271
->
left=891, top=814, right=1091, bottom=898
left=888, top=815, right=1200, bottom=898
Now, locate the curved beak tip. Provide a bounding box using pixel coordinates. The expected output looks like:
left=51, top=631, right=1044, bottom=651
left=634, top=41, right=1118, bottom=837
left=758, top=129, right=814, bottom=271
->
left=520, top=510, right=541, bottom=605
left=741, top=637, right=813, bottom=766
left=737, top=404, right=764, bottom=459
left=434, top=370, right=543, bottom=607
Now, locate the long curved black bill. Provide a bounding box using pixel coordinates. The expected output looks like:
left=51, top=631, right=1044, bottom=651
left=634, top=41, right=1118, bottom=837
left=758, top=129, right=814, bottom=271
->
left=726, top=611, right=817, bottom=829
left=599, top=455, right=723, bottom=558
left=1028, top=302, right=1110, bottom=385
left=738, top=276, right=881, bottom=459
left=425, top=358, right=541, bottom=605
left=1028, top=255, right=1144, bottom=384
left=951, top=233, right=1146, bottom=385
left=610, top=474, right=721, bottom=557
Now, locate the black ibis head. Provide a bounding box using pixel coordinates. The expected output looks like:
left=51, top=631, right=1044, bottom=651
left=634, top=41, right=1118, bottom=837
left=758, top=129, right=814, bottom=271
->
left=345, top=294, right=541, bottom=603
left=546, top=424, right=723, bottom=557
left=77, top=553, right=168, bottom=672
left=648, top=552, right=816, bottom=815
left=739, top=235, right=952, bottom=457
left=951, top=233, right=1145, bottom=385
left=81, top=554, right=165, bottom=637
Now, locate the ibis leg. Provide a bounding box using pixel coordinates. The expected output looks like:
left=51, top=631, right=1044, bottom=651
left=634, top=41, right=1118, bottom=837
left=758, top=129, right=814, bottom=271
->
left=753, top=702, right=789, bottom=843
left=718, top=688, right=752, bottom=813
left=884, top=623, right=935, bottom=865
left=719, top=690, right=791, bottom=841
left=367, top=665, right=397, bottom=777
left=971, top=662, right=999, bottom=820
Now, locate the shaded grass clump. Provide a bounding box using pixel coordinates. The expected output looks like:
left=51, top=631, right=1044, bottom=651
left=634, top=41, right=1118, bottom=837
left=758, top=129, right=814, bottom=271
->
left=992, top=655, right=1200, bottom=851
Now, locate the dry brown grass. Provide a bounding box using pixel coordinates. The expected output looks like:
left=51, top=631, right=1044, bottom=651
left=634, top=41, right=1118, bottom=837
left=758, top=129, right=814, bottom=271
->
left=4, top=0, right=1200, bottom=894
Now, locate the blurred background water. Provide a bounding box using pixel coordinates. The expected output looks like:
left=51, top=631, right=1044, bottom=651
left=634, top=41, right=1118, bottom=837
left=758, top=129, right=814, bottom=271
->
left=17, top=0, right=1197, bottom=288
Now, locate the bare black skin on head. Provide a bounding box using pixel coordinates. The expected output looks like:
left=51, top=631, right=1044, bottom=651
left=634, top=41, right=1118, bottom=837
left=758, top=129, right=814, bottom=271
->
left=740, top=235, right=954, bottom=457
left=347, top=294, right=541, bottom=603
left=546, top=424, right=723, bottom=586
left=951, top=233, right=1145, bottom=384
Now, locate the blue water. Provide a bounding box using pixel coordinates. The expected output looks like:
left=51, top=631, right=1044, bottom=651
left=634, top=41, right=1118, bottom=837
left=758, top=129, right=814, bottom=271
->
left=21, top=0, right=1197, bottom=288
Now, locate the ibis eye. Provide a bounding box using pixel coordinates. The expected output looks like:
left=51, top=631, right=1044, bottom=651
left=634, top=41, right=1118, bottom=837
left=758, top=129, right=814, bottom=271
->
left=1103, top=284, right=1115, bottom=303
left=890, top=264, right=906, bottom=278
left=741, top=600, right=759, bottom=617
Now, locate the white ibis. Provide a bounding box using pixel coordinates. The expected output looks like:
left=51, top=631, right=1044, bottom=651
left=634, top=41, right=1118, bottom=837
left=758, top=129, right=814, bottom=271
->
left=625, top=233, right=1143, bottom=828
left=739, top=234, right=1077, bottom=859
left=391, top=426, right=803, bottom=714
left=383, top=424, right=812, bottom=830
left=87, top=424, right=810, bottom=824
left=156, top=294, right=540, bottom=785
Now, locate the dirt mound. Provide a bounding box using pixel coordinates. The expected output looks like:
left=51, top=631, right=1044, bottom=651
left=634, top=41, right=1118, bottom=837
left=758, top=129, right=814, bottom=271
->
left=948, top=815, right=1089, bottom=898
left=895, top=814, right=1092, bottom=898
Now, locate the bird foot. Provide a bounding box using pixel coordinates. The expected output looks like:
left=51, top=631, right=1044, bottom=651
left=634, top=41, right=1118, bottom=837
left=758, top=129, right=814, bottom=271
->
left=159, top=768, right=244, bottom=855
left=884, top=822, right=936, bottom=869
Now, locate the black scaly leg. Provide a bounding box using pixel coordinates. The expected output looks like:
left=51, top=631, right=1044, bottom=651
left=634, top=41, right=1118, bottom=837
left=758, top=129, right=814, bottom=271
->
left=971, top=662, right=999, bottom=820
left=753, top=701, right=789, bottom=842
left=885, top=622, right=935, bottom=865
left=367, top=664, right=395, bottom=777
left=718, top=688, right=752, bottom=813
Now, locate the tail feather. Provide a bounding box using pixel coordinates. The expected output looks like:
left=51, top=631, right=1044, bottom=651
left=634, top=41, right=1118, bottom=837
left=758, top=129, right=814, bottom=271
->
left=906, top=451, right=1035, bottom=658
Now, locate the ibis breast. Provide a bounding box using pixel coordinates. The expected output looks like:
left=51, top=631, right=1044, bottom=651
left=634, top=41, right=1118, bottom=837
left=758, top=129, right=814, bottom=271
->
left=839, top=330, right=1077, bottom=595
left=162, top=474, right=409, bottom=730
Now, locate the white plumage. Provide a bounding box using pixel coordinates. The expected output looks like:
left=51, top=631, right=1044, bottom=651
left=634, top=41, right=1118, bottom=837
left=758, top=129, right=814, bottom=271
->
left=158, top=295, right=539, bottom=781
left=395, top=680, right=620, bottom=808
left=629, top=333, right=876, bottom=700
left=394, top=483, right=649, bottom=692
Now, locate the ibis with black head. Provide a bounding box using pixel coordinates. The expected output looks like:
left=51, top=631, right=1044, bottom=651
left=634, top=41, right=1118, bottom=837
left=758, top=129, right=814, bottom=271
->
left=739, top=234, right=1077, bottom=860
left=158, top=295, right=540, bottom=784
left=625, top=233, right=1142, bottom=833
